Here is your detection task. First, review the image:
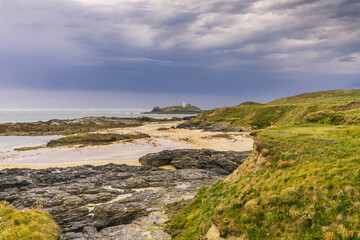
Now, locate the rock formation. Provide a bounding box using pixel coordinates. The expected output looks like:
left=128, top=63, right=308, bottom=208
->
left=144, top=104, right=202, bottom=114
left=139, top=149, right=251, bottom=175
left=0, top=148, right=250, bottom=240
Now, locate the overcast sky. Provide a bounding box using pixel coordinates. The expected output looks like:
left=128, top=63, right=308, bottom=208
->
left=0, top=0, right=359, bottom=109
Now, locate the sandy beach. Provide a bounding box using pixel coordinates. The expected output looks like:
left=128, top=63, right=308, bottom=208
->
left=0, top=121, right=253, bottom=169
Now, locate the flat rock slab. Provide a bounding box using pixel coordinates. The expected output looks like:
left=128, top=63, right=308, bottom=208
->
left=0, top=162, right=239, bottom=240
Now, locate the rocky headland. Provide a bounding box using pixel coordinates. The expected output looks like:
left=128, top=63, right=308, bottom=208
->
left=0, top=148, right=251, bottom=240
left=145, top=104, right=202, bottom=114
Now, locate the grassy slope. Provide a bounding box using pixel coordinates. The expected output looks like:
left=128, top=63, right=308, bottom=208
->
left=169, top=89, right=360, bottom=239
left=197, top=89, right=360, bottom=128
left=0, top=202, right=61, bottom=240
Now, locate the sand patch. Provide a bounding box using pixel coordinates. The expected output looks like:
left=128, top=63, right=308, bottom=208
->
left=0, top=121, right=253, bottom=169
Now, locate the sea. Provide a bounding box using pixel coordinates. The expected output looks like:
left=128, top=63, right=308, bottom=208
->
left=0, top=109, right=197, bottom=151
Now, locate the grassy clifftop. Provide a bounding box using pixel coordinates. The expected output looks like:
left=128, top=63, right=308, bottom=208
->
left=269, top=89, right=360, bottom=105
left=196, top=89, right=360, bottom=128
left=169, top=89, right=360, bottom=239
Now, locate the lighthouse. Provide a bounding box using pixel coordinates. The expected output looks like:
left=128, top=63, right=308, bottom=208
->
left=182, top=100, right=186, bottom=107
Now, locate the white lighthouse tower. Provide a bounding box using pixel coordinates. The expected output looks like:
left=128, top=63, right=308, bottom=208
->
left=182, top=100, right=186, bottom=108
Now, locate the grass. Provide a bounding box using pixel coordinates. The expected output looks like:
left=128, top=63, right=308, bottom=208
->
left=157, top=104, right=202, bottom=113
left=168, top=89, right=360, bottom=239
left=196, top=89, right=360, bottom=129
left=0, top=202, right=61, bottom=240
left=46, top=133, right=150, bottom=147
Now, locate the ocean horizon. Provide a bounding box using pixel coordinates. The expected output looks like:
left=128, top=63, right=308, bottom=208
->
left=0, top=109, right=197, bottom=124
left=0, top=109, right=197, bottom=150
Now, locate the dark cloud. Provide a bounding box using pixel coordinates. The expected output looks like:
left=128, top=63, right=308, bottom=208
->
left=338, top=56, right=358, bottom=62
left=0, top=0, right=359, bottom=108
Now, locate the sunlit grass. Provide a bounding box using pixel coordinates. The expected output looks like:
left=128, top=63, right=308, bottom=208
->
left=170, top=125, right=360, bottom=239
left=169, top=89, right=360, bottom=239
left=0, top=202, right=61, bottom=240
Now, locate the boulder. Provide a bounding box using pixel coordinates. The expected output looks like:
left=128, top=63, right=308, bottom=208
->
left=140, top=149, right=251, bottom=175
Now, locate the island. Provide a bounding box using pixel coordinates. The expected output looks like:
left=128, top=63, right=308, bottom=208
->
left=145, top=101, right=202, bottom=114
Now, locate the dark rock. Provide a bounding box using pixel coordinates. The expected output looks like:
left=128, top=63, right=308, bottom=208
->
left=82, top=226, right=102, bottom=240
left=0, top=116, right=185, bottom=136
left=151, top=107, right=163, bottom=113
left=140, top=149, right=251, bottom=175
left=0, top=162, right=229, bottom=239
left=139, top=151, right=175, bottom=167
left=144, top=104, right=202, bottom=114
left=177, top=120, right=251, bottom=132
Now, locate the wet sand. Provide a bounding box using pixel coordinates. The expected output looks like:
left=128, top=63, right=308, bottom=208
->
left=0, top=121, right=253, bottom=169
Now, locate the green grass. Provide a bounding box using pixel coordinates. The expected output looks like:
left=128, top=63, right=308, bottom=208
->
left=0, top=202, right=61, bottom=240
left=168, top=89, right=360, bottom=239
left=161, top=104, right=202, bottom=112
left=269, top=89, right=360, bottom=105
left=197, top=89, right=360, bottom=128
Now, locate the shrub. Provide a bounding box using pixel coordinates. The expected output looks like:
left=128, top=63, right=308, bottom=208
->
left=0, top=202, right=61, bottom=240
left=280, top=187, right=300, bottom=206
left=306, top=111, right=345, bottom=125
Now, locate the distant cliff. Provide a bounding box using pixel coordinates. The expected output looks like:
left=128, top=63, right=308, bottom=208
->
left=145, top=104, right=202, bottom=114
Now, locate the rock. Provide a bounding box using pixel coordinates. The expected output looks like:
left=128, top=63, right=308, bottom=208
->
left=82, top=226, right=102, bottom=240
left=0, top=174, right=33, bottom=191
left=126, top=177, right=149, bottom=188
left=0, top=163, right=226, bottom=239
left=100, top=211, right=170, bottom=240
left=0, top=116, right=186, bottom=136
left=177, top=120, right=252, bottom=132
left=144, top=104, right=202, bottom=114
left=140, top=149, right=251, bottom=175
left=139, top=151, right=175, bottom=167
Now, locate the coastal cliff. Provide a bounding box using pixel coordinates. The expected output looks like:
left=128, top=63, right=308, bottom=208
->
left=168, top=89, right=360, bottom=239
left=1, top=89, right=359, bottom=240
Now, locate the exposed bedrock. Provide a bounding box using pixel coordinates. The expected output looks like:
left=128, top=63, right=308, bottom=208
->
left=139, top=149, right=251, bottom=175
left=176, top=120, right=252, bottom=132
left=0, top=155, right=248, bottom=240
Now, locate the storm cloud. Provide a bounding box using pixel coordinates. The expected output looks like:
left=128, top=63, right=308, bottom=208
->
left=0, top=0, right=359, bottom=108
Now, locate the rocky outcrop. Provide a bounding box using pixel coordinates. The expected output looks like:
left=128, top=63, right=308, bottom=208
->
left=176, top=120, right=252, bottom=132
left=144, top=105, right=202, bottom=114
left=0, top=116, right=183, bottom=136
left=0, top=162, right=238, bottom=239
left=139, top=149, right=251, bottom=175
left=46, top=133, right=151, bottom=148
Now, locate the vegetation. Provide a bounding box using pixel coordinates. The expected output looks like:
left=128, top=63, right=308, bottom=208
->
left=168, top=89, right=360, bottom=239
left=46, top=133, right=150, bottom=147
left=197, top=89, right=360, bottom=128
left=149, top=104, right=202, bottom=114
left=0, top=202, right=61, bottom=240
left=0, top=123, right=142, bottom=136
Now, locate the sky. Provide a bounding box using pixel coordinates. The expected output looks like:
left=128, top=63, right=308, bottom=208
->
left=0, top=0, right=359, bottom=109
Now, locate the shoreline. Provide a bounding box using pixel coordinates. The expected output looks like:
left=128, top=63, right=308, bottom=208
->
left=0, top=121, right=253, bottom=170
